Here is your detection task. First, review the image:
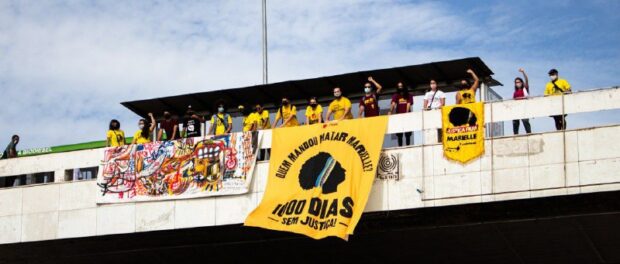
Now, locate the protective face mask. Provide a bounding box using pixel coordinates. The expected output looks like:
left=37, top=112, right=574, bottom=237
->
left=218, top=107, right=225, bottom=113
left=550, top=75, right=558, bottom=81
left=364, top=87, right=371, bottom=94
left=164, top=113, right=171, bottom=119
left=139, top=124, right=145, bottom=129
left=516, top=83, right=523, bottom=89
left=282, top=100, right=289, bottom=105
left=334, top=92, right=342, bottom=97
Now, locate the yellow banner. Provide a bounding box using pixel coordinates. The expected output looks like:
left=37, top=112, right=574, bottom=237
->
left=442, top=102, right=485, bottom=163
left=244, top=116, right=388, bottom=240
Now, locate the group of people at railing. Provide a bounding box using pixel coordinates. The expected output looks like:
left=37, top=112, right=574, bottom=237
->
left=1, top=68, right=572, bottom=160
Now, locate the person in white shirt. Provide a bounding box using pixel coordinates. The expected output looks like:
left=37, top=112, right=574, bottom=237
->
left=423, top=79, right=446, bottom=110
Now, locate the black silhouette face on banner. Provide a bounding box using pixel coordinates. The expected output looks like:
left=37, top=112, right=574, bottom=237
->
left=448, top=107, right=478, bottom=127
left=298, top=152, right=346, bottom=194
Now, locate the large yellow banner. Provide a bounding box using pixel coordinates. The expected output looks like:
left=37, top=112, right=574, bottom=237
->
left=442, top=102, right=485, bottom=163
left=244, top=116, right=388, bottom=240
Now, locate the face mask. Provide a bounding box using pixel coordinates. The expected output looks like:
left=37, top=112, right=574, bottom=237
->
left=430, top=84, right=437, bottom=90
left=310, top=103, right=317, bottom=108
left=398, top=87, right=404, bottom=93
left=164, top=113, right=171, bottom=119
left=461, top=84, right=469, bottom=89
left=282, top=100, right=289, bottom=105
left=255, top=108, right=261, bottom=112
left=516, top=83, right=523, bottom=89
left=139, top=124, right=145, bottom=129
left=334, top=92, right=342, bottom=98
left=550, top=75, right=558, bottom=81
left=364, top=87, right=371, bottom=94
left=218, top=107, right=224, bottom=113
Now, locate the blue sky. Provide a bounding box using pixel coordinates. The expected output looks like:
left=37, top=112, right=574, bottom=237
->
left=1, top=0, right=619, bottom=149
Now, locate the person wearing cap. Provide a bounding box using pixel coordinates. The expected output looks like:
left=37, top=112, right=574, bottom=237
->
left=358, top=76, right=383, bottom=118
left=544, top=68, right=571, bottom=130
left=326, top=87, right=353, bottom=121
left=157, top=111, right=180, bottom=141
left=183, top=106, right=205, bottom=138
left=210, top=103, right=233, bottom=135
left=239, top=105, right=256, bottom=132
left=273, top=96, right=299, bottom=128
left=456, top=69, right=480, bottom=104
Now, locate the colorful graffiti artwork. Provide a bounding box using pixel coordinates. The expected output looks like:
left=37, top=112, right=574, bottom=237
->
left=97, top=131, right=260, bottom=203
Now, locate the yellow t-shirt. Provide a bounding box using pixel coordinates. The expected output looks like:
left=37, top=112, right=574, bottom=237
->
left=255, top=110, right=271, bottom=129
left=275, top=105, right=299, bottom=127
left=210, top=113, right=233, bottom=135
left=133, top=130, right=151, bottom=144
left=305, top=105, right=323, bottom=125
left=329, top=97, right=353, bottom=120
left=458, top=89, right=476, bottom=104
left=545, top=79, right=571, bottom=96
left=106, top=130, right=125, bottom=147
left=242, top=114, right=257, bottom=132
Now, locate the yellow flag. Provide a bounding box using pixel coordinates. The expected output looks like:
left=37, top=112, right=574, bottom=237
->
left=442, top=102, right=485, bottom=163
left=244, top=116, right=388, bottom=240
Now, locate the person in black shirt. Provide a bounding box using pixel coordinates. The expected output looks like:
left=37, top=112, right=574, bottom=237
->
left=182, top=106, right=205, bottom=138
left=2, top=135, right=19, bottom=159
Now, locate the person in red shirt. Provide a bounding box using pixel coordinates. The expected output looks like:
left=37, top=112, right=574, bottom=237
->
left=157, top=111, right=180, bottom=141
left=389, top=82, right=413, bottom=146
left=513, top=68, right=531, bottom=134
left=358, top=76, right=383, bottom=118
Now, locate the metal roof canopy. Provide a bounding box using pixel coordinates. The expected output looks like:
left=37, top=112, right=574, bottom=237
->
left=122, top=57, right=502, bottom=118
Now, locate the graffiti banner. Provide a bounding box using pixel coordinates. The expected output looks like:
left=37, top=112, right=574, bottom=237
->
left=97, top=131, right=261, bottom=203
left=442, top=102, right=485, bottom=163
left=244, top=117, right=388, bottom=240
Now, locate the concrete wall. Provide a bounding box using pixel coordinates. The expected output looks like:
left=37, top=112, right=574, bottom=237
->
left=0, top=88, right=619, bottom=244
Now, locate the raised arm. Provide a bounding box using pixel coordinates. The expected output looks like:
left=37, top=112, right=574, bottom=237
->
left=368, top=76, right=382, bottom=94
left=467, top=69, right=479, bottom=92
left=148, top=113, right=156, bottom=132
left=519, top=68, right=529, bottom=92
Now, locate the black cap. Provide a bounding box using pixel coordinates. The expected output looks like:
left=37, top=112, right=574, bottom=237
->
left=548, top=69, right=558, bottom=75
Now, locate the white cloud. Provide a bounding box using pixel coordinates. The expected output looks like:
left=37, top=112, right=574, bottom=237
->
left=0, top=0, right=618, bottom=149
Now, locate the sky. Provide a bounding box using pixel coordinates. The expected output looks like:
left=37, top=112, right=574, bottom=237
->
left=1, top=0, right=619, bottom=149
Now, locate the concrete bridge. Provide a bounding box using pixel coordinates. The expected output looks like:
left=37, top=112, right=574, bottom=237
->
left=1, top=87, right=619, bottom=263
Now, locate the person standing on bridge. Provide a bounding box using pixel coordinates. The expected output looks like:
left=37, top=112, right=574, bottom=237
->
left=326, top=87, right=353, bottom=121
left=545, top=69, right=571, bottom=130
left=132, top=113, right=155, bottom=144
left=513, top=68, right=532, bottom=134
left=305, top=97, right=323, bottom=125
left=1, top=135, right=19, bottom=159
left=423, top=79, right=446, bottom=110
left=456, top=69, right=480, bottom=104
left=388, top=82, right=413, bottom=146
left=106, top=119, right=125, bottom=147
left=209, top=103, right=233, bottom=135
left=358, top=76, right=383, bottom=118
left=239, top=105, right=256, bottom=132
left=157, top=111, right=179, bottom=141
left=273, top=96, right=299, bottom=128
left=252, top=103, right=271, bottom=130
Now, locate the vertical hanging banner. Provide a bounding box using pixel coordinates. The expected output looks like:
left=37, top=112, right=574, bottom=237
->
left=245, top=117, right=388, bottom=240
left=97, top=131, right=260, bottom=203
left=442, top=102, right=485, bottom=163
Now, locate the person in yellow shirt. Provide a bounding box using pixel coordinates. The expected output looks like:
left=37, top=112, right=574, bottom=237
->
left=544, top=69, right=571, bottom=130
left=326, top=87, right=353, bottom=121
left=456, top=69, right=480, bottom=104
left=106, top=119, right=125, bottom=147
left=239, top=105, right=256, bottom=132
left=252, top=103, right=271, bottom=130
left=305, top=97, right=323, bottom=125
left=210, top=103, right=233, bottom=135
left=273, top=97, right=299, bottom=128
left=132, top=113, right=155, bottom=144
